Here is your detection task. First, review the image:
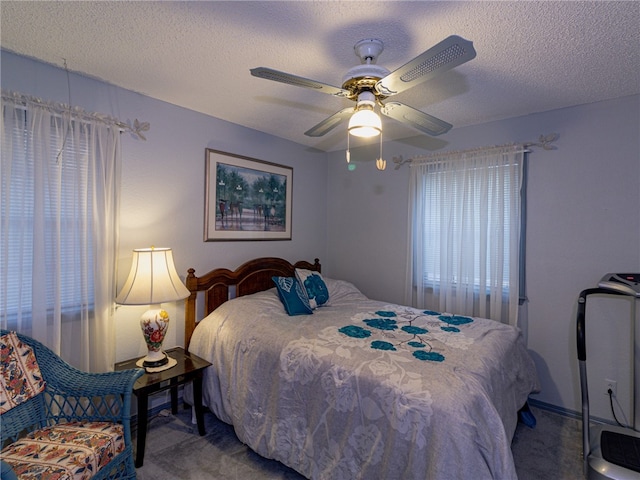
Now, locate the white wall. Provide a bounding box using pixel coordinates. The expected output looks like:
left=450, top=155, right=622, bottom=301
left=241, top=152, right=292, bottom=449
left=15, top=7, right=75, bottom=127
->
left=326, top=95, right=640, bottom=417
left=1, top=51, right=328, bottom=362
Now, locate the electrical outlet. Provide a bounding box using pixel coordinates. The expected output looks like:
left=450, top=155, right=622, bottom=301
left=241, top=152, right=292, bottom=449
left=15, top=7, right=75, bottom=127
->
left=605, top=379, right=617, bottom=397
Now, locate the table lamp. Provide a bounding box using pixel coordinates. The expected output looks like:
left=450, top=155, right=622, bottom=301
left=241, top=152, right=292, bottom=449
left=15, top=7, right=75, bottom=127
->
left=116, top=247, right=190, bottom=368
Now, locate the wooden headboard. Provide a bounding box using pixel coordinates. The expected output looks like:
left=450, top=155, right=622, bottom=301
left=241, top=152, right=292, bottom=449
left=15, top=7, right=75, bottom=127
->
left=184, top=257, right=321, bottom=349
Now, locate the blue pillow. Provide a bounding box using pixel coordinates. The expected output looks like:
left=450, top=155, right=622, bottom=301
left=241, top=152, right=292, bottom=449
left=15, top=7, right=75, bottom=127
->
left=272, top=276, right=313, bottom=316
left=295, top=269, right=330, bottom=309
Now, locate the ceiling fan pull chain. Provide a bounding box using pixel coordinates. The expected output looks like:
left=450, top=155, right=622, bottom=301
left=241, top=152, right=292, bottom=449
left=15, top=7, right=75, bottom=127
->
left=376, top=133, right=386, bottom=171
left=346, top=134, right=350, bottom=163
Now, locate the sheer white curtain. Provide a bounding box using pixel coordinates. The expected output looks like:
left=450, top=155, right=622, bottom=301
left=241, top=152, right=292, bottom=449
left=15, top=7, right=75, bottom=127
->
left=405, top=145, right=525, bottom=326
left=1, top=92, right=121, bottom=372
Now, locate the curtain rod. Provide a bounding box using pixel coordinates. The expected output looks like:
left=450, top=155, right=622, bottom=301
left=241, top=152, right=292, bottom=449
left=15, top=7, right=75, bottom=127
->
left=1, top=89, right=150, bottom=141
left=392, top=133, right=559, bottom=170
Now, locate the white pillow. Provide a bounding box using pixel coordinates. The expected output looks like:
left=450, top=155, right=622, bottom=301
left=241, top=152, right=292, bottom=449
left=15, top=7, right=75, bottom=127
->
left=295, top=269, right=330, bottom=309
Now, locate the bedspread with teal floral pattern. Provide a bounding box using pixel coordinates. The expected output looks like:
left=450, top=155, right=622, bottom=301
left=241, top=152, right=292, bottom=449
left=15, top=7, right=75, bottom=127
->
left=339, top=308, right=474, bottom=363
left=188, top=278, right=540, bottom=480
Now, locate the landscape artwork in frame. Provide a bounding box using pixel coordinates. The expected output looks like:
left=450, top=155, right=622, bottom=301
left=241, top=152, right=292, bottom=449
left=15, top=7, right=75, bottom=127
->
left=204, top=149, right=292, bottom=241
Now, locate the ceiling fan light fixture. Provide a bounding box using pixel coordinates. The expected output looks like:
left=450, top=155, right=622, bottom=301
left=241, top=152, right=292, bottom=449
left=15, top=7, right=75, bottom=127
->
left=348, top=106, right=381, bottom=138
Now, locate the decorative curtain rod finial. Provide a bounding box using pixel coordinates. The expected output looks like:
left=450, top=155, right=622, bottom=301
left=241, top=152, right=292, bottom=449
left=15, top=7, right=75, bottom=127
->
left=393, top=155, right=410, bottom=170
left=127, top=119, right=151, bottom=141
left=524, top=133, right=559, bottom=151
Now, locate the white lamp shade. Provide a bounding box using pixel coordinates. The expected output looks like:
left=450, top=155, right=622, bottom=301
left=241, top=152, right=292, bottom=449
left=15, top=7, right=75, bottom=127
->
left=348, top=109, right=381, bottom=138
left=116, top=248, right=190, bottom=305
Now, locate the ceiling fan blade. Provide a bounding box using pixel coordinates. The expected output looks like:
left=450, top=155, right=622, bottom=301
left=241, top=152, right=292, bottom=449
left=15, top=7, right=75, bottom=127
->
left=304, top=108, right=355, bottom=137
left=251, top=67, right=350, bottom=98
left=381, top=102, right=452, bottom=136
left=375, top=35, right=476, bottom=96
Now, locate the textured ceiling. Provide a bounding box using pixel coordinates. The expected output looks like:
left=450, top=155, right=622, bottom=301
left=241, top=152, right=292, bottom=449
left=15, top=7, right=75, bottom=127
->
left=1, top=1, right=639, bottom=152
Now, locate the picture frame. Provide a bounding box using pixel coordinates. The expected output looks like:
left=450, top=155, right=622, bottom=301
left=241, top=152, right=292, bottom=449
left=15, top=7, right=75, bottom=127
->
left=204, top=149, right=292, bottom=241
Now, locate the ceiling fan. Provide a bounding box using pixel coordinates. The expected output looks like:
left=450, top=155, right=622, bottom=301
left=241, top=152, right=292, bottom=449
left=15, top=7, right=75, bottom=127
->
left=250, top=35, right=477, bottom=139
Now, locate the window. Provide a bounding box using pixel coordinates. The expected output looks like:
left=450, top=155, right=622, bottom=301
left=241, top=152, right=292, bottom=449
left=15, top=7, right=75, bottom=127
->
left=421, top=163, right=517, bottom=289
left=2, top=115, right=94, bottom=325
left=406, top=145, right=526, bottom=325
left=1, top=91, right=122, bottom=371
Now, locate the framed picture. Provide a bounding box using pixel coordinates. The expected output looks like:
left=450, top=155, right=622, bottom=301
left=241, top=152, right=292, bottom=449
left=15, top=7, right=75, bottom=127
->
left=204, top=149, right=292, bottom=241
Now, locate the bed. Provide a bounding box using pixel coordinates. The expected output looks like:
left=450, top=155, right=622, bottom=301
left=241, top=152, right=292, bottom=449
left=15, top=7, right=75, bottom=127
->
left=184, top=257, right=539, bottom=480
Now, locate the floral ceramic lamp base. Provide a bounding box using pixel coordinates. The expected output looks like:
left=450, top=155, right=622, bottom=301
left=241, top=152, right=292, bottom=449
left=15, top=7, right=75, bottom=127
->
left=140, top=308, right=170, bottom=368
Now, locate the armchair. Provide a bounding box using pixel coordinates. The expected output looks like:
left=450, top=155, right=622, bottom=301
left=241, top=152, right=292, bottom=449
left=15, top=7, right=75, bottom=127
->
left=1, top=329, right=144, bottom=479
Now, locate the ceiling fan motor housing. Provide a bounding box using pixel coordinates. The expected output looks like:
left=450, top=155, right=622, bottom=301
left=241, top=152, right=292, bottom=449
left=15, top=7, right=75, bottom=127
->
left=342, top=64, right=390, bottom=100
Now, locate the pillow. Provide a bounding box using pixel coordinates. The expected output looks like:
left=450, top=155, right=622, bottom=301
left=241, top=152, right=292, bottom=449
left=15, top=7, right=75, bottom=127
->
left=324, top=278, right=367, bottom=303
left=272, top=276, right=313, bottom=316
left=295, top=268, right=330, bottom=309
left=0, top=332, right=46, bottom=414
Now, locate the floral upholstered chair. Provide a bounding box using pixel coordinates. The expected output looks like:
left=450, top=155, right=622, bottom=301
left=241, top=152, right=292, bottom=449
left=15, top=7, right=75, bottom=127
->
left=0, top=330, right=143, bottom=480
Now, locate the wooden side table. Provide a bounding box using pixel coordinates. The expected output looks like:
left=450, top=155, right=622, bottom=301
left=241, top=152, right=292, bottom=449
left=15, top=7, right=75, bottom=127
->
left=114, top=347, right=211, bottom=467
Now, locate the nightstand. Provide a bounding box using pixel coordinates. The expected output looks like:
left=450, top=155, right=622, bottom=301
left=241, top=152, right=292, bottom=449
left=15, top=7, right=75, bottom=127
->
left=114, top=347, right=211, bottom=467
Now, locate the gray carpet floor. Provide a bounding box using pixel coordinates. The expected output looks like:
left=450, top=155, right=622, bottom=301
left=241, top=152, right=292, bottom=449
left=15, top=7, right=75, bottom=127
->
left=134, top=405, right=584, bottom=479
